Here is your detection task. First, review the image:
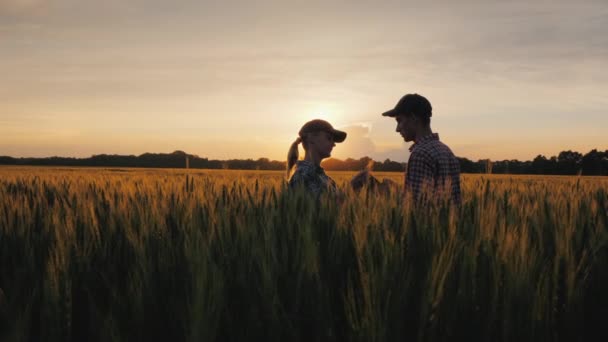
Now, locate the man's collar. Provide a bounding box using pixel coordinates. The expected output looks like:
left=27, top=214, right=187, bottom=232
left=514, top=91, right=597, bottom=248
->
left=409, top=133, right=439, bottom=152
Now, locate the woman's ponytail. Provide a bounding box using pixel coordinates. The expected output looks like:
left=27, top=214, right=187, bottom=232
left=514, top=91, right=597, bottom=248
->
left=287, top=137, right=302, bottom=178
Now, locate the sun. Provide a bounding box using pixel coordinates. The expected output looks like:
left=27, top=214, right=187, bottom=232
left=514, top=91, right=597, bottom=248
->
left=311, top=106, right=340, bottom=124
left=294, top=103, right=344, bottom=127
left=296, top=111, right=333, bottom=124
left=314, top=111, right=332, bottom=122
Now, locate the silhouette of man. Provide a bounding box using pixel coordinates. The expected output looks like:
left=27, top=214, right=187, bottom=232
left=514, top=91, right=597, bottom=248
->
left=381, top=93, right=461, bottom=205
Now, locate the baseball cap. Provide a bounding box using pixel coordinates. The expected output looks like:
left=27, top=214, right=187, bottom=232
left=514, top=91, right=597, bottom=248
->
left=299, top=119, right=347, bottom=143
left=382, top=93, right=432, bottom=119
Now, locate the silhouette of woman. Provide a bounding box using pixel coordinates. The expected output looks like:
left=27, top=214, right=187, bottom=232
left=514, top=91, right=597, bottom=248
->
left=286, top=119, right=347, bottom=195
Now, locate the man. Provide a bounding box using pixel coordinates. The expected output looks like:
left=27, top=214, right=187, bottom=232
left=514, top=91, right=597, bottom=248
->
left=381, top=93, right=461, bottom=205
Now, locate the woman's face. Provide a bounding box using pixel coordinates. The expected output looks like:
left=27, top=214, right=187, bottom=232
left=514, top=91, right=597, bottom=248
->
left=306, top=131, right=336, bottom=159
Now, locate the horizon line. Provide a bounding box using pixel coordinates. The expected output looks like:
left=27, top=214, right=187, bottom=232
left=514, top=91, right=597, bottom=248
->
left=2, top=147, right=607, bottom=164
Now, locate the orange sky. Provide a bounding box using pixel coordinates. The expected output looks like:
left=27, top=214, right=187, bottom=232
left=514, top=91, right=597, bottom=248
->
left=1, top=0, right=607, bottom=162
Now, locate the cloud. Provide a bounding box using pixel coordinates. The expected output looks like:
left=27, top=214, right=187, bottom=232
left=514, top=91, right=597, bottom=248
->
left=334, top=125, right=376, bottom=158
left=2, top=0, right=606, bottom=161
left=330, top=123, right=409, bottom=162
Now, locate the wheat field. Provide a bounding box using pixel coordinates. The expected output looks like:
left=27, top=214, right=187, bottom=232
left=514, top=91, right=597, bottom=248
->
left=0, top=166, right=607, bottom=342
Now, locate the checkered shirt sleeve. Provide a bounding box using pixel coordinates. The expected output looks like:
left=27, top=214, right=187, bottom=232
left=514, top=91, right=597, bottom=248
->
left=405, top=150, right=436, bottom=200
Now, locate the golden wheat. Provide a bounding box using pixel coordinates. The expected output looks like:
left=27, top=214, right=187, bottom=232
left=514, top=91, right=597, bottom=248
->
left=0, top=166, right=606, bottom=341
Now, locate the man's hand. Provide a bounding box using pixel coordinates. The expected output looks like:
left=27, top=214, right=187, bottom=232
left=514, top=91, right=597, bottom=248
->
left=350, top=169, right=370, bottom=191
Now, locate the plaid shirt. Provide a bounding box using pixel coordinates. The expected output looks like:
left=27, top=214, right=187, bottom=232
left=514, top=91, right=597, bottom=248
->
left=405, top=133, right=461, bottom=205
left=288, top=160, right=338, bottom=195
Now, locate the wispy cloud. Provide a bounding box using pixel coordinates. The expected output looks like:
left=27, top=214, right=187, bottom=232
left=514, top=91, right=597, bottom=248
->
left=0, top=0, right=49, bottom=16
left=1, top=0, right=607, bottom=159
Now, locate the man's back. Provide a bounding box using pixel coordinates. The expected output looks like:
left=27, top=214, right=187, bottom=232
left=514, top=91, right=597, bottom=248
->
left=405, top=133, right=461, bottom=205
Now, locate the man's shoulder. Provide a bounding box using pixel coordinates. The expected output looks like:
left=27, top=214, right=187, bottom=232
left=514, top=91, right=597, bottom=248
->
left=409, top=147, right=434, bottom=163
left=415, top=139, right=457, bottom=159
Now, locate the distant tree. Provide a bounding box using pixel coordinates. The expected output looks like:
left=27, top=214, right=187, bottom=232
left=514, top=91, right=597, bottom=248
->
left=480, top=159, right=493, bottom=174
left=1, top=148, right=606, bottom=174
left=457, top=157, right=476, bottom=173
left=581, top=149, right=608, bottom=175
left=0, top=156, right=17, bottom=164
left=555, top=150, right=581, bottom=174
left=532, top=155, right=550, bottom=174
left=375, top=159, right=406, bottom=172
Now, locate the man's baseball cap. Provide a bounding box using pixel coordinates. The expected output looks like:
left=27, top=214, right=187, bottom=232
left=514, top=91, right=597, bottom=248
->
left=299, top=119, right=347, bottom=143
left=381, top=93, right=432, bottom=119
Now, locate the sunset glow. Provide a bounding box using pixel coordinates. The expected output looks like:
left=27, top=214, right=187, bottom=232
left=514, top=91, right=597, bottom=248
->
left=1, top=0, right=607, bottom=162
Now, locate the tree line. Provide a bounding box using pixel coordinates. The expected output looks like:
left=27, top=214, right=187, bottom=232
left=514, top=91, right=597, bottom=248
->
left=0, top=149, right=607, bottom=175
left=457, top=149, right=608, bottom=176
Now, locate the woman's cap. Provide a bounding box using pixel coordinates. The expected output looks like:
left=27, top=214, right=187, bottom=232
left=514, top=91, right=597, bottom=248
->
left=299, top=119, right=347, bottom=143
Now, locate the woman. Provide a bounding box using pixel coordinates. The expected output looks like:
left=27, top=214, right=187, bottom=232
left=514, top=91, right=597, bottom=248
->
left=286, top=119, right=347, bottom=195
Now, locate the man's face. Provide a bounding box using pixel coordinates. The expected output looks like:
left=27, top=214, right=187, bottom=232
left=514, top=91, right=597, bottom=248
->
left=395, top=114, right=417, bottom=142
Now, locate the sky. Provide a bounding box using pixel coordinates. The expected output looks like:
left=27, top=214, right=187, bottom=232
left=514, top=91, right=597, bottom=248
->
left=1, top=0, right=607, bottom=163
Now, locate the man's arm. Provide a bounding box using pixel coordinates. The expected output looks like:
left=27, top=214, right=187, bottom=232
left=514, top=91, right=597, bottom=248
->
left=405, top=151, right=435, bottom=200
left=350, top=169, right=369, bottom=192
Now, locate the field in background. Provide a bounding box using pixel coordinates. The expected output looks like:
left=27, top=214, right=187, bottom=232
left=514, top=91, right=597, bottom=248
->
left=0, top=167, right=607, bottom=341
